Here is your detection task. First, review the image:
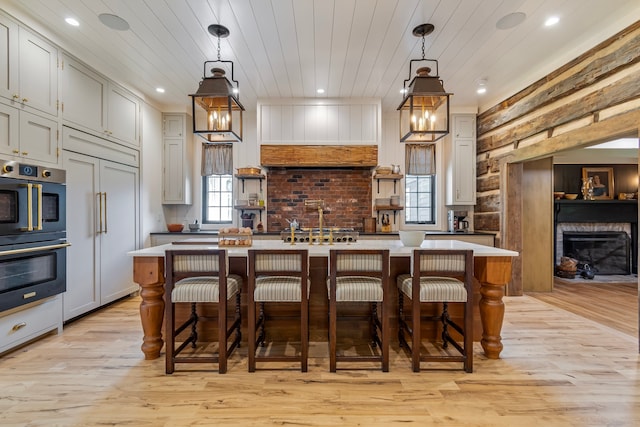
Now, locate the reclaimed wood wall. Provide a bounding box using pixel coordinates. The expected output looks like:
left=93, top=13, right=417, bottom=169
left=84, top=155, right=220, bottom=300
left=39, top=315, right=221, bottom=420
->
left=476, top=20, right=640, bottom=294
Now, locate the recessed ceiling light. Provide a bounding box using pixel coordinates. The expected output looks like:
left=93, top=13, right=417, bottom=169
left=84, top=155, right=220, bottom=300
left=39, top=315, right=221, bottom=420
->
left=155, top=87, right=165, bottom=93
left=476, top=79, right=487, bottom=95
left=316, top=88, right=325, bottom=94
left=65, top=17, right=79, bottom=27
left=98, top=13, right=130, bottom=31
left=400, top=88, right=408, bottom=94
left=496, top=12, right=527, bottom=30
left=545, top=16, right=560, bottom=27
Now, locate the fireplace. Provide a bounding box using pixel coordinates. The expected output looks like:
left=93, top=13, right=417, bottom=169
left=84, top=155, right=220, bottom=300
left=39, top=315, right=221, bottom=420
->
left=563, top=231, right=630, bottom=274
left=554, top=200, right=637, bottom=274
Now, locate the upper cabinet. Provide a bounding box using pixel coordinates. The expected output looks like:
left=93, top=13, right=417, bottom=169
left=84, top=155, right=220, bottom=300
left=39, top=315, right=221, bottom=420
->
left=61, top=54, right=140, bottom=147
left=0, top=14, right=59, bottom=117
left=162, top=113, right=193, bottom=205
left=445, top=114, right=477, bottom=206
left=0, top=101, right=59, bottom=164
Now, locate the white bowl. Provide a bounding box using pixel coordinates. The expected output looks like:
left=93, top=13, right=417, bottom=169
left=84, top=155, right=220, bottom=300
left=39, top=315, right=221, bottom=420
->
left=399, top=230, right=425, bottom=247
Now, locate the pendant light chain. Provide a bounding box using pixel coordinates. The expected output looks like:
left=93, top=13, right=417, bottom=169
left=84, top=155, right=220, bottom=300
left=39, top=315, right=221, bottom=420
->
left=421, top=34, right=425, bottom=60
left=217, top=35, right=221, bottom=61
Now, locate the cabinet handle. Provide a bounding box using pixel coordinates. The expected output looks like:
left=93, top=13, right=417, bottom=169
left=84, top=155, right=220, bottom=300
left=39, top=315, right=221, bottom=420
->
left=22, top=98, right=28, bottom=103
left=12, top=94, right=19, bottom=99
left=12, top=322, right=27, bottom=332
left=12, top=149, right=19, bottom=154
left=97, top=192, right=103, bottom=234
left=103, top=192, right=108, bottom=233
left=22, top=151, right=28, bottom=156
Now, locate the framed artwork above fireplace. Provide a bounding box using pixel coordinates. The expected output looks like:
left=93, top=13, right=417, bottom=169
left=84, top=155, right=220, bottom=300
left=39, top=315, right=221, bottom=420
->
left=582, top=167, right=614, bottom=199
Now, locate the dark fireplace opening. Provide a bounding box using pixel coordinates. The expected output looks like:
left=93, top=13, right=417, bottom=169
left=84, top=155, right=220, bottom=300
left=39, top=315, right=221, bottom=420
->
left=563, top=231, right=631, bottom=275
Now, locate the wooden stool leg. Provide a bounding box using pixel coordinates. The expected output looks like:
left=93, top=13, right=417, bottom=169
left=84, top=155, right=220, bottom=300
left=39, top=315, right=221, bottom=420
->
left=218, top=297, right=227, bottom=374
left=248, top=298, right=256, bottom=373
left=329, top=296, right=337, bottom=372
left=412, top=296, right=421, bottom=373
left=301, top=299, right=309, bottom=372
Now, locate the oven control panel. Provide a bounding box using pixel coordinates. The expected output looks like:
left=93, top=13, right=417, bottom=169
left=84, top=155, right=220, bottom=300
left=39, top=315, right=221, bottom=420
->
left=1, top=159, right=65, bottom=183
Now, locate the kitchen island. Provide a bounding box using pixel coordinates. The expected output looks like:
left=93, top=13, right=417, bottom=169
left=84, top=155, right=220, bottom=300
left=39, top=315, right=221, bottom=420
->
left=128, top=239, right=517, bottom=361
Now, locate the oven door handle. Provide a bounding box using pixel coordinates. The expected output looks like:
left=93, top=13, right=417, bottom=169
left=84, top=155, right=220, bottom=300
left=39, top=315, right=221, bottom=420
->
left=35, top=183, right=43, bottom=231
left=0, top=242, right=71, bottom=256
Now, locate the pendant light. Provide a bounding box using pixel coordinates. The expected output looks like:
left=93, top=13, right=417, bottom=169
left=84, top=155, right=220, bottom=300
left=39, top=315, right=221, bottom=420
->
left=398, top=24, right=452, bottom=143
left=190, top=24, right=244, bottom=143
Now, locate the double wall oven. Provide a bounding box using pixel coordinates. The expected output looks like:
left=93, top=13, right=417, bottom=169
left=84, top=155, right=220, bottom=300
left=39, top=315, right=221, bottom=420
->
left=0, top=159, right=68, bottom=312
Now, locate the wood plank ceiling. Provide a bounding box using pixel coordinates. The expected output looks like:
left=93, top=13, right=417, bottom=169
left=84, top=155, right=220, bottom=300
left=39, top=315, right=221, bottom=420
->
left=4, top=0, right=640, bottom=113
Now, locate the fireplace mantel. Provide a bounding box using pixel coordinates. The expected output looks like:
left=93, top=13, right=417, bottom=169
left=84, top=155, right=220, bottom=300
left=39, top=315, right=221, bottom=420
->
left=555, top=200, right=638, bottom=223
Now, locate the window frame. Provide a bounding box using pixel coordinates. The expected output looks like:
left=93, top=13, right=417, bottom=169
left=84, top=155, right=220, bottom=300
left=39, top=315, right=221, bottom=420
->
left=404, top=174, right=436, bottom=225
left=201, top=174, right=234, bottom=225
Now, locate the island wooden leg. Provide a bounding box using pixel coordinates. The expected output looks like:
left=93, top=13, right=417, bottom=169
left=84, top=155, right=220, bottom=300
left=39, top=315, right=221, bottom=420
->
left=133, top=256, right=165, bottom=360
left=474, top=256, right=513, bottom=359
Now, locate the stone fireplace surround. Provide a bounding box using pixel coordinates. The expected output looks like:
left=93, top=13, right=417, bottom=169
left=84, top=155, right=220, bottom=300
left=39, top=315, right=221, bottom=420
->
left=554, top=200, right=638, bottom=274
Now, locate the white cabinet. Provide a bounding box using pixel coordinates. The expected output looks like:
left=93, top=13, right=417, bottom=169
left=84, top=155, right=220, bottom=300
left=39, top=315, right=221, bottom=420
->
left=61, top=54, right=140, bottom=147
left=0, top=101, right=59, bottom=164
left=162, top=113, right=193, bottom=204
left=0, top=296, right=62, bottom=355
left=62, top=132, right=139, bottom=321
left=0, top=14, right=58, bottom=117
left=445, top=114, right=476, bottom=206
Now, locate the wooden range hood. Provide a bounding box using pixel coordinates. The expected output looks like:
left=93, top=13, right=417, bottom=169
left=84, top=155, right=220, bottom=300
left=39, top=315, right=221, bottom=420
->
left=260, top=144, right=378, bottom=167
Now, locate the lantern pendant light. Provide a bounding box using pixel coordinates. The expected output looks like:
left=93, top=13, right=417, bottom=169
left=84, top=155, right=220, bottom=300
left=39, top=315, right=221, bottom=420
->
left=190, top=24, right=244, bottom=143
left=398, top=23, right=452, bottom=143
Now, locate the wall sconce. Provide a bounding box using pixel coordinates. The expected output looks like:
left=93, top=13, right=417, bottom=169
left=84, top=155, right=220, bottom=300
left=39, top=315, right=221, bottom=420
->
left=190, top=24, right=244, bottom=143
left=398, top=23, right=452, bottom=143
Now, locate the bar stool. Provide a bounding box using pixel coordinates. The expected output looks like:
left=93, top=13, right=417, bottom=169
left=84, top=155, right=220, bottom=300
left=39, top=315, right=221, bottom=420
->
left=247, top=249, right=309, bottom=372
left=328, top=249, right=390, bottom=372
left=397, top=249, right=474, bottom=372
left=164, top=249, right=242, bottom=374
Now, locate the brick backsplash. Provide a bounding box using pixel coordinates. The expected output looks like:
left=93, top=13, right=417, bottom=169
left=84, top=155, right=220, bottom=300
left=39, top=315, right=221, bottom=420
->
left=266, top=168, right=372, bottom=231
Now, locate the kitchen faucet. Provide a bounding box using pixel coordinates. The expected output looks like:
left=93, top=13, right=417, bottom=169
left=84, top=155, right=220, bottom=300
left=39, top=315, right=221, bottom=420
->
left=304, top=199, right=325, bottom=245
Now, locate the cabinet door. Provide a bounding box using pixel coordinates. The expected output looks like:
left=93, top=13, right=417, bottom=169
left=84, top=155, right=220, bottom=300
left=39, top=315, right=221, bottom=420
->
left=162, top=113, right=192, bottom=204
left=99, top=160, right=139, bottom=303
left=163, top=114, right=185, bottom=137
left=18, top=27, right=58, bottom=116
left=61, top=55, right=107, bottom=134
left=62, top=150, right=101, bottom=321
left=0, top=14, right=18, bottom=103
left=453, top=138, right=476, bottom=204
left=107, top=84, right=139, bottom=146
left=163, top=138, right=186, bottom=203
left=0, top=101, right=19, bottom=156
left=18, top=110, right=58, bottom=164
left=454, top=115, right=475, bottom=139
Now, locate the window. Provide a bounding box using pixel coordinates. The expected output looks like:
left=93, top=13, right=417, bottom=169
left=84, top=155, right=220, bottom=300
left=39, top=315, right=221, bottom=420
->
left=202, top=175, right=233, bottom=224
left=405, top=175, right=435, bottom=224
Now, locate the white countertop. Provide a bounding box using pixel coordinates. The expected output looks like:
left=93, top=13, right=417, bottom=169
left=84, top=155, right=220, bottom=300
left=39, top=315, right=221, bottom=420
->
left=128, top=239, right=518, bottom=258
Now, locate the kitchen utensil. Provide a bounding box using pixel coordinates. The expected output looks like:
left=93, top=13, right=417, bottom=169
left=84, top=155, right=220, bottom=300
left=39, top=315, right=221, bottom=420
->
left=390, top=195, right=400, bottom=206
left=363, top=217, right=376, bottom=233
left=188, top=220, right=200, bottom=232
left=553, top=191, right=565, bottom=200
left=564, top=193, right=578, bottom=200
left=375, top=198, right=390, bottom=206
left=392, top=164, right=401, bottom=174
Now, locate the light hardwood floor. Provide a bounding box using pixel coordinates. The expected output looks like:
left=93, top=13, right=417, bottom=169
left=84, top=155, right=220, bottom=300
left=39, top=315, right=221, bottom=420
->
left=1, top=293, right=639, bottom=427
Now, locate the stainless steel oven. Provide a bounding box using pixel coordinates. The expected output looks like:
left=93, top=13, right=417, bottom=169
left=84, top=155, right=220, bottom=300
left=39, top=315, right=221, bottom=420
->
left=0, top=159, right=68, bottom=311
